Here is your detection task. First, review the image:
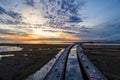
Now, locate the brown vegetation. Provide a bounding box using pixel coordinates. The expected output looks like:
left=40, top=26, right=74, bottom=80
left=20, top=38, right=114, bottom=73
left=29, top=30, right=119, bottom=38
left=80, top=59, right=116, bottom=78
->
left=81, top=44, right=120, bottom=80
left=0, top=44, right=68, bottom=80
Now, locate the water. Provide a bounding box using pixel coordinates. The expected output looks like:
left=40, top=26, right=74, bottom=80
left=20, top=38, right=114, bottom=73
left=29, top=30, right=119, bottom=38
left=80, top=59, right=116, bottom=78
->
left=0, top=46, right=23, bottom=52
left=65, top=45, right=83, bottom=80
left=83, top=43, right=120, bottom=46
left=0, top=54, right=14, bottom=60
left=0, top=46, right=22, bottom=60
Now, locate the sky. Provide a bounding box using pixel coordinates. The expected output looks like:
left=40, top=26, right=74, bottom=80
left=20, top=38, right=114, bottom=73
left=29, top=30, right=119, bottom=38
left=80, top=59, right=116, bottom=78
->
left=0, top=0, right=120, bottom=44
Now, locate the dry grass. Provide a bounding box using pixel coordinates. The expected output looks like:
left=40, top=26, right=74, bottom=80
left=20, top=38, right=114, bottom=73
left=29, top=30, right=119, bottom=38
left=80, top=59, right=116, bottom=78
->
left=0, top=44, right=69, bottom=80
left=81, top=44, right=120, bottom=80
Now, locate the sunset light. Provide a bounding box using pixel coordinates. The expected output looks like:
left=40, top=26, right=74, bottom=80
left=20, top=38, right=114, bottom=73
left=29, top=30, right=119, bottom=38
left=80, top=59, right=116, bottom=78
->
left=0, top=0, right=120, bottom=80
left=0, top=0, right=120, bottom=43
left=0, top=26, right=80, bottom=44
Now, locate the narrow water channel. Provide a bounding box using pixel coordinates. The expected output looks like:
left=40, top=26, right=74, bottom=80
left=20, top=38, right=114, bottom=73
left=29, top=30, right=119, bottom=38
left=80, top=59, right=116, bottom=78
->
left=65, top=45, right=83, bottom=80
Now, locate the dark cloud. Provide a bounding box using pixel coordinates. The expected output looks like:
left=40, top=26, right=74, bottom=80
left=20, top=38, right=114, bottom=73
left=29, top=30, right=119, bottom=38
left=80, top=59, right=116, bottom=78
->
left=43, top=30, right=57, bottom=33
left=0, top=6, right=22, bottom=24
left=67, top=16, right=83, bottom=23
left=0, top=19, right=21, bottom=24
left=77, top=20, right=120, bottom=40
left=92, top=21, right=120, bottom=38
left=0, top=28, right=28, bottom=36
left=42, top=25, right=91, bottom=37
left=0, top=6, right=6, bottom=14
left=40, top=0, right=85, bottom=27
left=6, top=20, right=15, bottom=24
left=0, top=38, right=8, bottom=41
left=79, top=26, right=90, bottom=32
left=0, top=6, right=13, bottom=18
left=0, top=0, right=84, bottom=26
left=7, top=10, right=22, bottom=19
left=25, top=0, right=35, bottom=7
left=60, top=26, right=90, bottom=33
left=48, top=38, right=65, bottom=41
left=63, top=31, right=80, bottom=35
left=6, top=20, right=21, bottom=24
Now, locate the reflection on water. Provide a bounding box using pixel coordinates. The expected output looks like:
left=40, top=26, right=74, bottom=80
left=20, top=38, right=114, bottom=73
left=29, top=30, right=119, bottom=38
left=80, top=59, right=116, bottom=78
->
left=65, top=46, right=83, bottom=80
left=38, top=48, right=63, bottom=51
left=0, top=54, right=14, bottom=60
left=0, top=46, right=22, bottom=52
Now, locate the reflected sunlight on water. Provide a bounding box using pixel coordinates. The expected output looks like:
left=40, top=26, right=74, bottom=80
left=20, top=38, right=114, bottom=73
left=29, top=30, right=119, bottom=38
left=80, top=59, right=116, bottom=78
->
left=0, top=54, right=14, bottom=60
left=0, top=46, right=23, bottom=52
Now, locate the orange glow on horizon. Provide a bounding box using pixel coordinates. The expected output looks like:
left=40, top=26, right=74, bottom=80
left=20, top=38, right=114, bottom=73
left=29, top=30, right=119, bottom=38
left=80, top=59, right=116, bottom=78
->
left=0, top=30, right=80, bottom=44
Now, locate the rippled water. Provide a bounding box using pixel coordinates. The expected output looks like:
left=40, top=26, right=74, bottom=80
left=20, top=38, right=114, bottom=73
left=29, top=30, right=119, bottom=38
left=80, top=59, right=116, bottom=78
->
left=0, top=46, right=23, bottom=52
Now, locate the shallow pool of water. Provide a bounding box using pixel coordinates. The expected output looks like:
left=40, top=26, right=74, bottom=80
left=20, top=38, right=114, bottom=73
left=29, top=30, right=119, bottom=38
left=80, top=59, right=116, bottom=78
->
left=0, top=46, right=23, bottom=52
left=0, top=54, right=14, bottom=60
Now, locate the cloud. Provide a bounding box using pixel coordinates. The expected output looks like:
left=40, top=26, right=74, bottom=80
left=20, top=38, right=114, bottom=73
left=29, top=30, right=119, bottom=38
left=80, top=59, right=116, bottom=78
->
left=7, top=10, right=22, bottom=19
left=0, top=0, right=120, bottom=43
left=0, top=28, right=28, bottom=36
left=67, top=16, right=83, bottom=23
left=0, top=6, right=6, bottom=14
left=79, top=26, right=90, bottom=32
left=0, top=30, right=80, bottom=42
left=39, top=0, right=85, bottom=27
left=77, top=20, right=120, bottom=40
left=0, top=38, right=8, bottom=41
left=0, top=0, right=85, bottom=27
left=108, top=34, right=120, bottom=40
left=25, top=0, right=35, bottom=7
left=0, top=6, right=22, bottom=24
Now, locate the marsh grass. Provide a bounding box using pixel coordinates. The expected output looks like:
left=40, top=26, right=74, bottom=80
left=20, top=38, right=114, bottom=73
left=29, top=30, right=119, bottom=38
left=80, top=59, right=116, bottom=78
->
left=82, top=44, right=120, bottom=80
left=0, top=44, right=68, bottom=80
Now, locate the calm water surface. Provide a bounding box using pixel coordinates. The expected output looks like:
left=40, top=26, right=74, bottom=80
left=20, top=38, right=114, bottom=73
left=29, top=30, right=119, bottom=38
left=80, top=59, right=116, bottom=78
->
left=0, top=46, right=22, bottom=52
left=0, top=46, right=22, bottom=60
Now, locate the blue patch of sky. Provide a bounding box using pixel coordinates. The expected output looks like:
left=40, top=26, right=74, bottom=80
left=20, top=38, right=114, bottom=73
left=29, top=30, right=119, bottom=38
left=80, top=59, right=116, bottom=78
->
left=81, top=0, right=120, bottom=27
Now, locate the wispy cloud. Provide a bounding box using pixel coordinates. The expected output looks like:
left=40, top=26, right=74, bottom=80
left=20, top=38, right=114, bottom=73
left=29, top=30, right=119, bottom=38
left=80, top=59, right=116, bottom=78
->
left=0, top=6, right=22, bottom=24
